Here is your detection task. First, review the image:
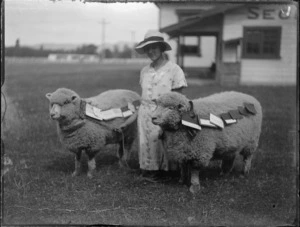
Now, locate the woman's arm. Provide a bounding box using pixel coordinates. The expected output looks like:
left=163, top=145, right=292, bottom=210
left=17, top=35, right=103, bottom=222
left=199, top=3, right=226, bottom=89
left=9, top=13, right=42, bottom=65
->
left=172, top=86, right=184, bottom=93
left=114, top=111, right=138, bottom=132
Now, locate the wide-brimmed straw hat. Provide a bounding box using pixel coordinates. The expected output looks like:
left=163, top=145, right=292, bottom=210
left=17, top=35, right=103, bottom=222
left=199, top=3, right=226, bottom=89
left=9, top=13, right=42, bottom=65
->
left=135, top=30, right=172, bottom=54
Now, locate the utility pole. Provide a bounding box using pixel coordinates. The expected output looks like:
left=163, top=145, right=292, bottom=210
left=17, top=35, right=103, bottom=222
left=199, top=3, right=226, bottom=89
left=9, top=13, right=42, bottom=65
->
left=131, top=30, right=135, bottom=58
left=99, top=18, right=109, bottom=59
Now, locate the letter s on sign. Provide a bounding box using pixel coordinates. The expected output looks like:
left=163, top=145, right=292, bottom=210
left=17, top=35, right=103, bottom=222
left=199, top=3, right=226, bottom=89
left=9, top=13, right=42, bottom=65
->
left=248, top=7, right=259, bottom=19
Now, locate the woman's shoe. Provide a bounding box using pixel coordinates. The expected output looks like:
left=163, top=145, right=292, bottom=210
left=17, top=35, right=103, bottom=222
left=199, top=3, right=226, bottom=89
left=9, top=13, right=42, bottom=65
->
left=140, top=170, right=171, bottom=183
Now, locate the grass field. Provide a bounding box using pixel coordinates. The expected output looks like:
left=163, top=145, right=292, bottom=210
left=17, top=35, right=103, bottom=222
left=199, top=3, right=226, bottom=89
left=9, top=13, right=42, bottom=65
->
left=1, top=59, right=298, bottom=226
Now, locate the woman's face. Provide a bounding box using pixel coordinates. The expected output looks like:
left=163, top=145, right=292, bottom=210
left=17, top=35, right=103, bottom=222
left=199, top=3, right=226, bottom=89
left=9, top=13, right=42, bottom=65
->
left=144, top=43, right=163, bottom=62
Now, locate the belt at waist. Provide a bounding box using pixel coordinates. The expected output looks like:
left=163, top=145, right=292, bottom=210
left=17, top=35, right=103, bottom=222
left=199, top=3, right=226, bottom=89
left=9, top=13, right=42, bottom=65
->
left=141, top=99, right=156, bottom=105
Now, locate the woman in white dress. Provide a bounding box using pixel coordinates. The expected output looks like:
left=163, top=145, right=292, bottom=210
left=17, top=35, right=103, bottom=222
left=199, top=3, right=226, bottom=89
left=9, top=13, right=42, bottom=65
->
left=116, top=30, right=187, bottom=180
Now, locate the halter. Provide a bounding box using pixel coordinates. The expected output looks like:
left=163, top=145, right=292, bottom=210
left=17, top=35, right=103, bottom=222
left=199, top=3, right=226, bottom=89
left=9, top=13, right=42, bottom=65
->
left=60, top=120, right=85, bottom=134
left=182, top=100, right=199, bottom=139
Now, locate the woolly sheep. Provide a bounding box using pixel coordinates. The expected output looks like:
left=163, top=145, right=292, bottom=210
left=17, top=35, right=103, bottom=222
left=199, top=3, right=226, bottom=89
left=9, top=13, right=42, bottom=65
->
left=152, top=91, right=262, bottom=193
left=46, top=88, right=140, bottom=178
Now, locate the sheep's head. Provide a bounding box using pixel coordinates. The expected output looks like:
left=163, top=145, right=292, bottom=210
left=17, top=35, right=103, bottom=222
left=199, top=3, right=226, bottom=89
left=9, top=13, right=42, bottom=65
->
left=152, top=92, right=190, bottom=130
left=45, top=88, right=82, bottom=124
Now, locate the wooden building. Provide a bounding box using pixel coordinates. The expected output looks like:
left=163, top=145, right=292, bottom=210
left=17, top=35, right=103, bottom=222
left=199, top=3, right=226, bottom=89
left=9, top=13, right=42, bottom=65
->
left=156, top=3, right=298, bottom=85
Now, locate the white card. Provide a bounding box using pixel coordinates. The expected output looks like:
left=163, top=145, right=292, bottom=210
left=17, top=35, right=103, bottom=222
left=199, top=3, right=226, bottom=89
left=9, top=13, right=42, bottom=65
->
left=101, top=108, right=123, bottom=120
left=85, top=104, right=103, bottom=120
left=122, top=110, right=133, bottom=118
left=209, top=113, right=224, bottom=129
left=128, top=102, right=136, bottom=112
left=199, top=118, right=217, bottom=128
left=93, top=107, right=103, bottom=120
left=182, top=120, right=202, bottom=130
left=225, top=119, right=237, bottom=124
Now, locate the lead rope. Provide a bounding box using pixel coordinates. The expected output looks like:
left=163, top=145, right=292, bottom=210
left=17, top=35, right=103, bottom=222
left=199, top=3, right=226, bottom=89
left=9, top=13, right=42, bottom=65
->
left=118, top=129, right=130, bottom=168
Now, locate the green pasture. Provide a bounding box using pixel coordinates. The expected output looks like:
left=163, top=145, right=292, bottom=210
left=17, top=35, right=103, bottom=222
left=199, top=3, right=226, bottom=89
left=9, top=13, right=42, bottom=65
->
left=1, top=59, right=298, bottom=225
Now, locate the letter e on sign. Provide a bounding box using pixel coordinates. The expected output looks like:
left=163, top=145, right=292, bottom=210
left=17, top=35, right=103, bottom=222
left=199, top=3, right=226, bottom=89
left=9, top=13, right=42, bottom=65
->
left=263, top=9, right=275, bottom=19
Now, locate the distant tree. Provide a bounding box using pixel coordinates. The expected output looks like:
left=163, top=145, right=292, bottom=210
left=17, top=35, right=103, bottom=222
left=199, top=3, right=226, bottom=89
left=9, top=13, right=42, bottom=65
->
left=104, top=48, right=113, bottom=58
left=113, top=45, right=120, bottom=58
left=76, top=44, right=97, bottom=55
left=119, top=44, right=132, bottom=58
left=5, top=46, right=50, bottom=57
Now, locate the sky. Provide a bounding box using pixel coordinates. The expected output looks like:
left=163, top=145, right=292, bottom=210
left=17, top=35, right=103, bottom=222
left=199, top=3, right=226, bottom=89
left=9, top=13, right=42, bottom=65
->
left=4, top=0, right=159, bottom=47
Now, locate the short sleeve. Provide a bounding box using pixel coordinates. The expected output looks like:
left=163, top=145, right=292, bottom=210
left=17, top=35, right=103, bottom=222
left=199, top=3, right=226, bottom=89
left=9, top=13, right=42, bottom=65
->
left=172, top=64, right=188, bottom=89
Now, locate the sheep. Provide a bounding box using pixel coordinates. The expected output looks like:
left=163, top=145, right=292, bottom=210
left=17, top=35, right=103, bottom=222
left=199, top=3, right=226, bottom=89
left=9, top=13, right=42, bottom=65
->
left=151, top=91, right=262, bottom=193
left=46, top=88, right=140, bottom=178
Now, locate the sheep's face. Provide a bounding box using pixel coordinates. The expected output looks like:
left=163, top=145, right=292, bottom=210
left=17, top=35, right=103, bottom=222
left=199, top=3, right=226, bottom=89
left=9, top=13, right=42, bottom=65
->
left=46, top=88, right=81, bottom=123
left=152, top=104, right=181, bottom=130
left=151, top=92, right=189, bottom=130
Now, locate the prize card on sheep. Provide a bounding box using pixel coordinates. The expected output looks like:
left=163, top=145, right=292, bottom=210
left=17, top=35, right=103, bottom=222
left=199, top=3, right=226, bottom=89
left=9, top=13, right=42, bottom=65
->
left=209, top=113, right=225, bottom=129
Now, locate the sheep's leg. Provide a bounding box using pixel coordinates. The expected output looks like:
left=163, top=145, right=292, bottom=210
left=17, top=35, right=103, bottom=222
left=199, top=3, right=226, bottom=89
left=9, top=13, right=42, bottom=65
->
left=179, top=162, right=186, bottom=184
left=240, top=147, right=254, bottom=175
left=86, top=151, right=96, bottom=179
left=188, top=147, right=214, bottom=193
left=189, top=168, right=200, bottom=194
left=117, top=141, right=129, bottom=168
left=243, top=155, right=253, bottom=175
left=179, top=161, right=190, bottom=185
left=220, top=156, right=235, bottom=176
left=87, top=158, right=96, bottom=179
left=117, top=142, right=124, bottom=167
left=72, top=151, right=82, bottom=177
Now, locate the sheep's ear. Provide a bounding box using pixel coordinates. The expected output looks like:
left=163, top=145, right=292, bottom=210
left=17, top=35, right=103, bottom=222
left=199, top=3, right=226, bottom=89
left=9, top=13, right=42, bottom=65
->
left=177, top=104, right=185, bottom=113
left=45, top=93, right=52, bottom=100
left=152, top=99, right=157, bottom=105
left=71, top=95, right=77, bottom=102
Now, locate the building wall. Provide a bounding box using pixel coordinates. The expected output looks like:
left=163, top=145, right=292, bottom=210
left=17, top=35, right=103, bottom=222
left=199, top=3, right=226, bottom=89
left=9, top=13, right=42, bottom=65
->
left=223, top=43, right=240, bottom=63
left=223, top=4, right=297, bottom=85
left=183, top=36, right=216, bottom=67
left=48, top=54, right=100, bottom=63
left=158, top=3, right=214, bottom=28
left=158, top=3, right=215, bottom=67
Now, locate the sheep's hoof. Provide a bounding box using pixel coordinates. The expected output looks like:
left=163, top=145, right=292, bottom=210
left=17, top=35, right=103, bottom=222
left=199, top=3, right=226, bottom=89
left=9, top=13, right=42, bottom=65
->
left=118, top=160, right=129, bottom=169
left=243, top=168, right=251, bottom=175
left=87, top=172, right=94, bottom=179
left=179, top=176, right=188, bottom=184
left=220, top=171, right=230, bottom=177
left=238, top=174, right=245, bottom=179
left=72, top=171, right=80, bottom=177
left=179, top=178, right=184, bottom=184
left=189, top=184, right=200, bottom=194
left=241, top=170, right=250, bottom=178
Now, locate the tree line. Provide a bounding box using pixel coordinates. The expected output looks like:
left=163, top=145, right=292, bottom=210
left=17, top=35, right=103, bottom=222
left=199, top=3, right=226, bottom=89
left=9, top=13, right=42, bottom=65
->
left=5, top=43, right=145, bottom=58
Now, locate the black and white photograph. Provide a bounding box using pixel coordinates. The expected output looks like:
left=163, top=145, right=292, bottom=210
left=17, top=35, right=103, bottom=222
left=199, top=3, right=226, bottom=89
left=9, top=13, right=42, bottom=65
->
left=1, top=0, right=298, bottom=225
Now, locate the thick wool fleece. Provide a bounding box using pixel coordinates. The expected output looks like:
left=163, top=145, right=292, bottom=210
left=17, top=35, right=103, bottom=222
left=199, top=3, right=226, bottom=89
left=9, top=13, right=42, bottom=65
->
left=47, top=88, right=140, bottom=167
left=153, top=91, right=263, bottom=169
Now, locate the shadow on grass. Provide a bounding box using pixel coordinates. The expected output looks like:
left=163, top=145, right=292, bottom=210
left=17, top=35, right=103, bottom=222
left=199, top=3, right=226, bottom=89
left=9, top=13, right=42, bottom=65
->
left=44, top=151, right=119, bottom=174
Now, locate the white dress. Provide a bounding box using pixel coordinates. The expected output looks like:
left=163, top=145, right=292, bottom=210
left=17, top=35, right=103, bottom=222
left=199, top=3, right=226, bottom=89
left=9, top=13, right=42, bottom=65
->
left=138, top=60, right=187, bottom=171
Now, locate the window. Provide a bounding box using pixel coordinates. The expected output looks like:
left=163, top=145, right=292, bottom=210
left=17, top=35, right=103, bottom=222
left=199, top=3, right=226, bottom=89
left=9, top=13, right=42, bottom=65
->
left=243, top=27, right=281, bottom=59
left=180, top=36, right=201, bottom=56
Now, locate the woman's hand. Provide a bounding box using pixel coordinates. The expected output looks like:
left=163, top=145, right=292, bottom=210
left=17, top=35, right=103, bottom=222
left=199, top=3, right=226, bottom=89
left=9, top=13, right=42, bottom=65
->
left=113, top=123, right=127, bottom=133
left=113, top=111, right=138, bottom=133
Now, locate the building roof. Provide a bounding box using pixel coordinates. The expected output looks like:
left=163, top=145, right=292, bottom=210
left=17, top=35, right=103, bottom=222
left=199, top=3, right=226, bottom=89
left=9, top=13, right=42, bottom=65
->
left=84, top=0, right=219, bottom=2
left=160, top=4, right=245, bottom=37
